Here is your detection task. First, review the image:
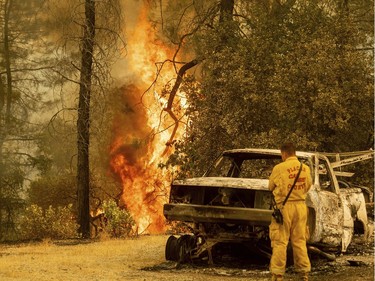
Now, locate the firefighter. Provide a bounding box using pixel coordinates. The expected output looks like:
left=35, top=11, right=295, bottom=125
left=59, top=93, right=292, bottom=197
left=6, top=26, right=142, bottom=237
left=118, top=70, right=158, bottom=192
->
left=268, top=142, right=312, bottom=281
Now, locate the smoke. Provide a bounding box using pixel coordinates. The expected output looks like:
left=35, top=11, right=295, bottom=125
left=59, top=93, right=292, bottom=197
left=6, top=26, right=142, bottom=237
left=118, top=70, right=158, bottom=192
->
left=110, top=84, right=151, bottom=166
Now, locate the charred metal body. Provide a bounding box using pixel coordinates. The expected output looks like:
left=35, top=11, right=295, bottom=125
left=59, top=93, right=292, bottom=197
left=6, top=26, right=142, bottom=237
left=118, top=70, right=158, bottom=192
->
left=163, top=149, right=373, bottom=264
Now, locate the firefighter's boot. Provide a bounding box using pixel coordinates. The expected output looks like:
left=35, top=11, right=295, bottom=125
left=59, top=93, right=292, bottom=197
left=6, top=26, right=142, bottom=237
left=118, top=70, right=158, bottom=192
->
left=300, top=273, right=308, bottom=280
left=271, top=274, right=283, bottom=281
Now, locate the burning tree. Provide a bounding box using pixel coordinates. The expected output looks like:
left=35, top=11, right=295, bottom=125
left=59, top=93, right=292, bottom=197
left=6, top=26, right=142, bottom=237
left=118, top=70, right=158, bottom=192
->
left=108, top=0, right=237, bottom=234
left=152, top=0, right=373, bottom=180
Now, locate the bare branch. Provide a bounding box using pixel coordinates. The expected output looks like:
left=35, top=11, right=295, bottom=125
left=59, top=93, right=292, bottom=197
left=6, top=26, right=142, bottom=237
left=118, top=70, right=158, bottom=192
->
left=0, top=66, right=54, bottom=75
left=51, top=69, right=80, bottom=85
left=166, top=59, right=200, bottom=110
left=161, top=58, right=201, bottom=156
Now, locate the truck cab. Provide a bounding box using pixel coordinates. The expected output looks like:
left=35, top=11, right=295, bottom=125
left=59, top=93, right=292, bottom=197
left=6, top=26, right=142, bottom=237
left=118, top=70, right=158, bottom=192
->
left=163, top=149, right=373, bottom=263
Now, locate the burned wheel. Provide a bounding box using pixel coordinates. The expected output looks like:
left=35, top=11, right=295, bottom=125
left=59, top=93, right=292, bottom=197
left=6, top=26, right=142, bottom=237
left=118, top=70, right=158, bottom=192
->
left=177, top=235, right=196, bottom=263
left=165, top=235, right=179, bottom=261
left=165, top=235, right=197, bottom=263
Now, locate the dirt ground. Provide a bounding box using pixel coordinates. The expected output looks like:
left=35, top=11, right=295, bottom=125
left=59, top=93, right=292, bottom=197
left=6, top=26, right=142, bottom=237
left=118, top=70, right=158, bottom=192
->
left=0, top=234, right=373, bottom=281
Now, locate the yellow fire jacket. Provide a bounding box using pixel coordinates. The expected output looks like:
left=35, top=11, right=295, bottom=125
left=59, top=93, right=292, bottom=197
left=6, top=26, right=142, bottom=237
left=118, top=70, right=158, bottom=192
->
left=268, top=156, right=312, bottom=205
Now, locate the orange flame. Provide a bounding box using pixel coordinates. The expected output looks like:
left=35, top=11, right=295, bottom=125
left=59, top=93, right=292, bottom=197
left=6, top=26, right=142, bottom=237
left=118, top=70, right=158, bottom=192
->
left=110, top=3, right=182, bottom=234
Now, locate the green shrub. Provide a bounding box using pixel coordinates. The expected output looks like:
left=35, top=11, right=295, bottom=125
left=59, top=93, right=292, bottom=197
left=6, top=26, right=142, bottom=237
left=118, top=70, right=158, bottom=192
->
left=19, top=204, right=78, bottom=240
left=101, top=200, right=135, bottom=238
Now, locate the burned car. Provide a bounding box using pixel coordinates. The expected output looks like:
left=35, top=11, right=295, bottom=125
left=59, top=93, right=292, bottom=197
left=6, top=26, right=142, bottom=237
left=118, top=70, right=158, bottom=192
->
left=163, top=149, right=373, bottom=263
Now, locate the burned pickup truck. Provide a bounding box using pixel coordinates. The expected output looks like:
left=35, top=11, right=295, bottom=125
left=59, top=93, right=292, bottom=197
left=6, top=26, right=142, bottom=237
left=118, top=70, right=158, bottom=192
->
left=163, top=148, right=373, bottom=263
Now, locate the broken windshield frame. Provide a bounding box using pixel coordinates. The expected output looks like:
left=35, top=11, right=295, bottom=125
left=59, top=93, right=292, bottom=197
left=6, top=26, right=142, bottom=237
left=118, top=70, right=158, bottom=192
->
left=205, top=153, right=282, bottom=179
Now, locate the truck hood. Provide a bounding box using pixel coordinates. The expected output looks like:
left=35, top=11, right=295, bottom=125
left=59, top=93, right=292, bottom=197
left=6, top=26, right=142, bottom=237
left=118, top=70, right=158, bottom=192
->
left=172, top=177, right=270, bottom=191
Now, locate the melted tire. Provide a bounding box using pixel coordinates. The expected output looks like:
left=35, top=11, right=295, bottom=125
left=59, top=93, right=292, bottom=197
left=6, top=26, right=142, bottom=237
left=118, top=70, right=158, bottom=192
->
left=165, top=235, right=179, bottom=261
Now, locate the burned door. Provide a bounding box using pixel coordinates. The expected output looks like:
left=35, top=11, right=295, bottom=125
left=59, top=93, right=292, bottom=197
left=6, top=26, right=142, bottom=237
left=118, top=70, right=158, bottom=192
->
left=316, top=156, right=344, bottom=247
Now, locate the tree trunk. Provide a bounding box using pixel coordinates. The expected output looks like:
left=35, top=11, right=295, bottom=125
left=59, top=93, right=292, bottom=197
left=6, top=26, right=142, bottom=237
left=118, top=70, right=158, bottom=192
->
left=4, top=0, right=12, bottom=124
left=77, top=0, right=95, bottom=239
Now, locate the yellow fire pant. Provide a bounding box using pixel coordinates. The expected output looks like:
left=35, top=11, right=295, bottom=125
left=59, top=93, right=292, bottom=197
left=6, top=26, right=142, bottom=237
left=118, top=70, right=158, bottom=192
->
left=269, top=201, right=311, bottom=275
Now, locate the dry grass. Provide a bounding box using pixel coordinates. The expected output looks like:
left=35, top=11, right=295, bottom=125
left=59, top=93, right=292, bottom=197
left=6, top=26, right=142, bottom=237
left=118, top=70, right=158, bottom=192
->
left=0, top=235, right=168, bottom=281
left=0, top=234, right=274, bottom=281
left=0, top=235, right=373, bottom=281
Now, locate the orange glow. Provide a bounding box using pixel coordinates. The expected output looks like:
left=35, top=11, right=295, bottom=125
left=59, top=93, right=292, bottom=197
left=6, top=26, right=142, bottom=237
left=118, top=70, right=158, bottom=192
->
left=109, top=3, right=183, bottom=234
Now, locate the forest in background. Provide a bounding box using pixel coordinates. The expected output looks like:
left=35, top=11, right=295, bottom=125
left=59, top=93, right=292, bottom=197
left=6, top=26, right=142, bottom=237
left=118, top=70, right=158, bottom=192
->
left=0, top=0, right=373, bottom=240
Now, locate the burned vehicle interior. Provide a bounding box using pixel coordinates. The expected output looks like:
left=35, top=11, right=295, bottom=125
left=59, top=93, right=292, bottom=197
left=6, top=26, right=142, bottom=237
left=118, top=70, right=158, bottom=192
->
left=163, top=149, right=373, bottom=264
left=170, top=152, right=283, bottom=210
